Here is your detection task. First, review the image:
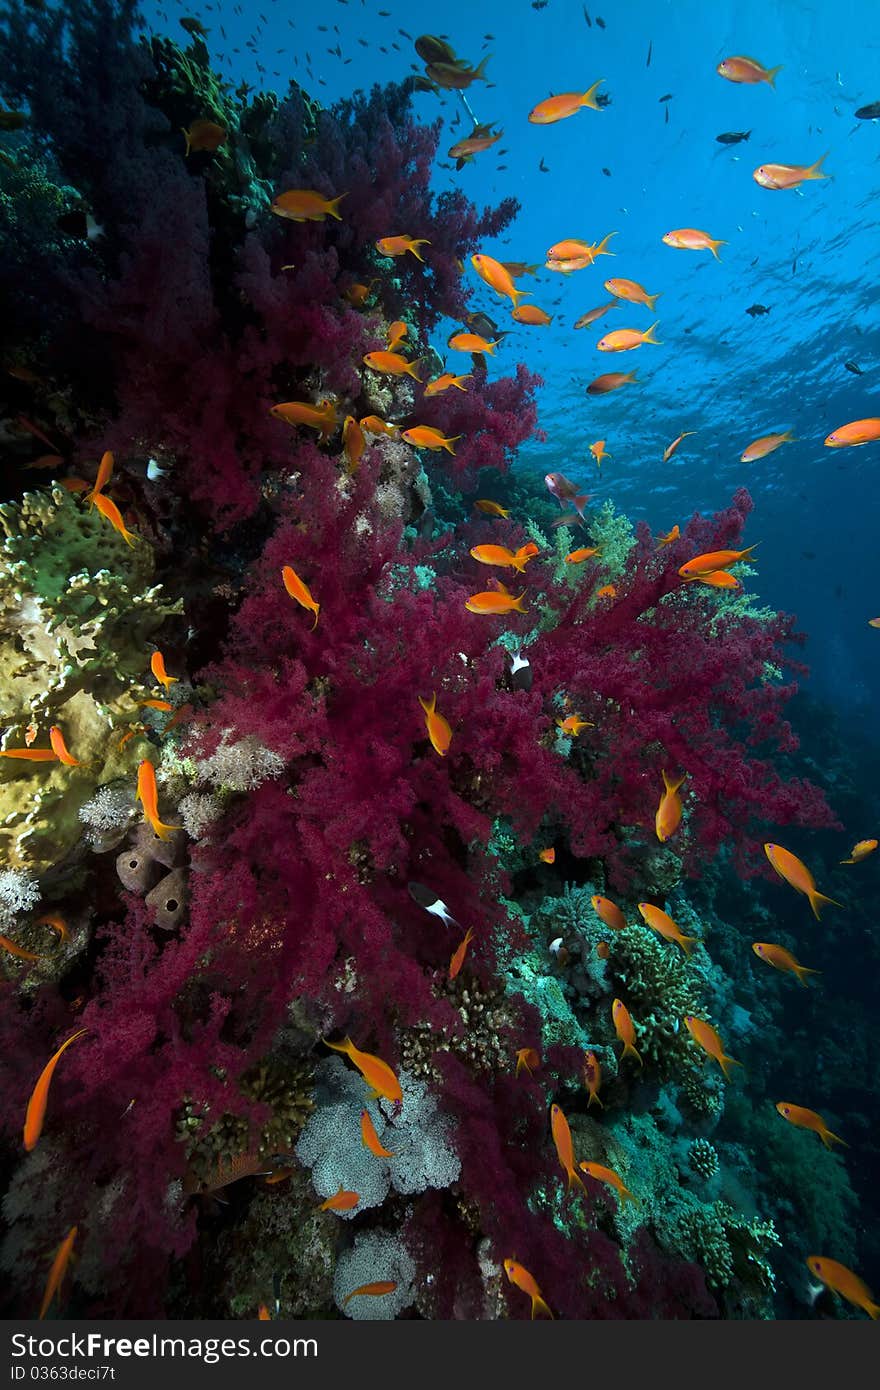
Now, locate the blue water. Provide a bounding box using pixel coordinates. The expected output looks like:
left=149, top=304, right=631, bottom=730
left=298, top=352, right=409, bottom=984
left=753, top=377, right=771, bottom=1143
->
left=143, top=0, right=880, bottom=715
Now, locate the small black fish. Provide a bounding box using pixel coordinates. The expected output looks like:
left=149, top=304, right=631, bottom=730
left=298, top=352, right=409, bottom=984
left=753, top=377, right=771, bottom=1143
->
left=746, top=304, right=771, bottom=317
left=646, top=40, right=652, bottom=68
left=716, top=130, right=751, bottom=145
left=801, top=551, right=816, bottom=561
left=596, top=91, right=611, bottom=107
left=583, top=6, right=591, bottom=26
left=844, top=360, right=863, bottom=375
left=855, top=101, right=880, bottom=120
left=659, top=93, right=673, bottom=102
left=596, top=14, right=605, bottom=26
left=665, top=106, right=669, bottom=124
left=532, top=1, right=548, bottom=8
left=539, top=157, right=549, bottom=172
left=602, top=167, right=611, bottom=176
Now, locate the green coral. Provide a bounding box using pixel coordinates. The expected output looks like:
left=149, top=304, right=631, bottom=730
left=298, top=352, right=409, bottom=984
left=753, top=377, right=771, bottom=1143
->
left=671, top=1201, right=780, bottom=1316
left=0, top=484, right=181, bottom=878
left=608, top=922, right=708, bottom=1075
left=590, top=499, right=637, bottom=580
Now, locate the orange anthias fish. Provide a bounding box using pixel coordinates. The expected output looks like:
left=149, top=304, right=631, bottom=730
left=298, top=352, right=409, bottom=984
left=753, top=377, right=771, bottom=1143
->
left=583, top=1050, right=604, bottom=1109
left=343, top=415, right=366, bottom=474
left=376, top=235, right=430, bottom=263
left=548, top=232, right=617, bottom=264
left=597, top=323, right=661, bottom=352
left=566, top=547, right=600, bottom=563
left=587, top=370, right=638, bottom=394
left=343, top=281, right=376, bottom=309
left=360, top=415, right=399, bottom=437
left=840, top=838, right=877, bottom=864
left=604, top=277, right=660, bottom=311
left=589, top=440, right=611, bottom=468
left=638, top=902, right=699, bottom=956
left=529, top=82, right=606, bottom=123
left=740, top=430, right=795, bottom=462
left=282, top=564, right=320, bottom=629
left=512, top=304, right=553, bottom=326
left=363, top=351, right=422, bottom=381
left=342, top=1280, right=399, bottom=1308
left=0, top=747, right=58, bottom=761
left=717, top=55, right=782, bottom=86
left=753, top=155, right=827, bottom=190
left=140, top=698, right=173, bottom=712
left=270, top=398, right=338, bottom=438
left=465, top=584, right=527, bottom=616
left=515, top=1046, right=540, bottom=1077
left=662, top=228, right=727, bottom=260
left=556, top=714, right=593, bottom=736
left=418, top=692, right=452, bottom=756
left=271, top=189, right=346, bottom=222
left=824, top=418, right=880, bottom=448
left=678, top=546, right=758, bottom=577
left=591, top=894, right=626, bottom=932
left=401, top=425, right=461, bottom=454
left=612, top=999, right=643, bottom=1066
left=85, top=450, right=113, bottom=503
left=656, top=525, right=681, bottom=546
left=48, top=727, right=81, bottom=766
left=550, top=1103, right=587, bottom=1194
left=93, top=492, right=137, bottom=547
left=471, top=253, right=528, bottom=308
left=386, top=320, right=408, bottom=351
left=24, top=1030, right=87, bottom=1151
left=575, top=302, right=620, bottom=329
left=425, top=373, right=472, bottom=397
left=449, top=129, right=503, bottom=163
left=360, top=1108, right=394, bottom=1158
left=474, top=499, right=510, bottom=517
left=752, top=942, right=820, bottom=986
left=324, top=1037, right=403, bottom=1103
left=655, top=770, right=686, bottom=842
left=136, top=759, right=181, bottom=840
left=257, top=1305, right=270, bottom=1319
left=448, top=332, right=499, bottom=355
left=763, top=843, right=842, bottom=920
left=320, top=1187, right=360, bottom=1212
left=1, top=934, right=40, bottom=962
left=150, top=650, right=178, bottom=692
left=503, top=1259, right=554, bottom=1319
left=182, top=119, right=227, bottom=156
left=663, top=432, right=696, bottom=463
left=470, top=543, right=538, bottom=573
left=776, top=1102, right=847, bottom=1150
left=805, top=1257, right=879, bottom=1319
left=683, top=1015, right=742, bottom=1080
left=38, top=1226, right=78, bottom=1320
left=37, top=913, right=69, bottom=943
left=449, top=927, right=475, bottom=980
left=579, top=1161, right=637, bottom=1206
left=538, top=847, right=555, bottom=864
left=684, top=570, right=741, bottom=590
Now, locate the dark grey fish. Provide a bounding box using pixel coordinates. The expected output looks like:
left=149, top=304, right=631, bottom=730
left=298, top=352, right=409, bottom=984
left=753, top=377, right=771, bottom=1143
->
left=844, top=360, right=863, bottom=375
left=509, top=652, right=533, bottom=692
left=746, top=304, right=771, bottom=317
left=855, top=101, right=880, bottom=120
left=658, top=92, right=673, bottom=102
left=408, top=883, right=458, bottom=927
left=716, top=130, right=751, bottom=145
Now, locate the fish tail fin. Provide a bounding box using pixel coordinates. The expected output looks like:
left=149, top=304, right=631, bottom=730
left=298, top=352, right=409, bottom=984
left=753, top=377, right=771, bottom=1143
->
left=485, top=341, right=498, bottom=355
left=152, top=817, right=182, bottom=841
left=326, top=193, right=347, bottom=220
left=766, top=65, right=784, bottom=87
left=662, top=769, right=686, bottom=795
left=511, top=285, right=531, bottom=309
left=718, top=1052, right=743, bottom=1082
left=839, top=857, right=855, bottom=865
left=808, top=889, right=843, bottom=921
left=807, top=151, right=829, bottom=180
left=582, top=78, right=606, bottom=110
left=418, top=693, right=436, bottom=716
left=587, top=1092, right=605, bottom=1110
left=472, top=53, right=491, bottom=81
left=404, top=360, right=423, bottom=382
left=740, top=543, right=761, bottom=562
left=531, top=1293, right=555, bottom=1320
left=442, top=435, right=462, bottom=455
left=454, top=375, right=472, bottom=389
left=410, top=240, right=431, bottom=263
left=573, top=494, right=590, bottom=515
left=512, top=592, right=528, bottom=614
left=794, top=965, right=822, bottom=987
left=311, top=605, right=320, bottom=631
left=181, top=126, right=192, bottom=157
left=863, top=1299, right=880, bottom=1320
left=624, top=1041, right=643, bottom=1068
left=680, top=935, right=699, bottom=958
left=646, top=292, right=661, bottom=311
left=710, top=239, right=727, bottom=261
left=595, top=230, right=618, bottom=256
left=821, top=1127, right=848, bottom=1150
left=324, top=1036, right=353, bottom=1056
left=626, top=370, right=639, bottom=383
left=643, top=321, right=662, bottom=345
